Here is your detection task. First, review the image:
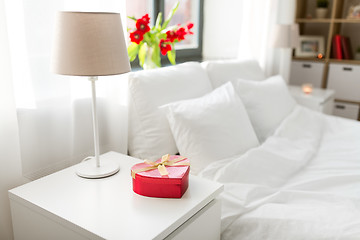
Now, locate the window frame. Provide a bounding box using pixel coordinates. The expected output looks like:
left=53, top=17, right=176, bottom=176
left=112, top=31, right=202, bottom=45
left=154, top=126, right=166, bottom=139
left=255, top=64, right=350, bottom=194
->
left=129, top=0, right=204, bottom=68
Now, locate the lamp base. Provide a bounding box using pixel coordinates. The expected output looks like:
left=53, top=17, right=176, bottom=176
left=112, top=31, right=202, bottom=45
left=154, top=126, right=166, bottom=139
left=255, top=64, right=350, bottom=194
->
left=75, top=157, right=120, bottom=179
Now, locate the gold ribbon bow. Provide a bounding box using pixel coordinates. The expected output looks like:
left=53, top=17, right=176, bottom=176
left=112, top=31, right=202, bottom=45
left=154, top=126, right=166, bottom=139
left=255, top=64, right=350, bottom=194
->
left=131, top=154, right=189, bottom=179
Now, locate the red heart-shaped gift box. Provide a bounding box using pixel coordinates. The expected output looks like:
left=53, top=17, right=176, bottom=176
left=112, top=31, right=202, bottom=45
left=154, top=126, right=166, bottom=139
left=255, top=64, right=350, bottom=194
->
left=131, top=155, right=190, bottom=198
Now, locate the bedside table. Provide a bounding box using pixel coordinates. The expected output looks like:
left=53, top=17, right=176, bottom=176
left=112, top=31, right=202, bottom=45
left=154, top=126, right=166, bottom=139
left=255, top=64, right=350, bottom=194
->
left=288, top=85, right=335, bottom=114
left=9, top=152, right=223, bottom=240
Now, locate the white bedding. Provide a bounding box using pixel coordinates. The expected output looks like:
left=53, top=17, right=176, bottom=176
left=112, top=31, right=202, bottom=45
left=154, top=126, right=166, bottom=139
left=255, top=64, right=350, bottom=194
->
left=199, top=106, right=360, bottom=240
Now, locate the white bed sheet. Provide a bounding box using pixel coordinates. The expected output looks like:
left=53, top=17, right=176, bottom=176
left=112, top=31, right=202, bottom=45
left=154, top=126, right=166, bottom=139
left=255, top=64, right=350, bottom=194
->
left=199, top=106, right=360, bottom=240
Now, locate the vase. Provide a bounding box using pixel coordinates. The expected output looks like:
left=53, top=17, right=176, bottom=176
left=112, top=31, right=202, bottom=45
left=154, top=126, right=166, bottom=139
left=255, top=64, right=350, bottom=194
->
left=316, top=8, right=328, bottom=18
left=143, top=47, right=159, bottom=70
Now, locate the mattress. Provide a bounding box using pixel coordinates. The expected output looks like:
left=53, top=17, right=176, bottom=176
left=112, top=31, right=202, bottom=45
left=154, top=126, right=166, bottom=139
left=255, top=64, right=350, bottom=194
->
left=199, top=105, right=360, bottom=240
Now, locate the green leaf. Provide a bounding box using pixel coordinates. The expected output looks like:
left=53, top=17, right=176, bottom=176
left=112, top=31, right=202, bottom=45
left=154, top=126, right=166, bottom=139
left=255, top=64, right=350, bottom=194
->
left=143, top=33, right=152, bottom=45
left=167, top=47, right=176, bottom=65
left=127, top=42, right=140, bottom=62
left=158, top=32, right=167, bottom=39
left=138, top=43, right=147, bottom=67
left=155, top=12, right=163, bottom=31
left=162, top=1, right=179, bottom=30
left=152, top=45, right=161, bottom=67
left=127, top=16, right=137, bottom=21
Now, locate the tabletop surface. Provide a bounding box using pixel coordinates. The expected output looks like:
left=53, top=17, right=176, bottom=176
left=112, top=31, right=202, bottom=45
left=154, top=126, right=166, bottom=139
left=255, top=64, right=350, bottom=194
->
left=289, top=85, right=335, bottom=103
left=9, top=151, right=223, bottom=240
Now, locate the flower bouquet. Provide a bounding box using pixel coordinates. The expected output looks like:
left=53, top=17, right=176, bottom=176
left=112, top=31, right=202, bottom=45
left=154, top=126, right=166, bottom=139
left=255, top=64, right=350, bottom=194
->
left=127, top=2, right=194, bottom=69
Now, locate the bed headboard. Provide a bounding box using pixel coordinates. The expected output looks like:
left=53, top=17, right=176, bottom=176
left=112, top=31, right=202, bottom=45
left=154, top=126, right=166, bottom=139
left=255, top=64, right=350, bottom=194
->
left=202, top=59, right=266, bottom=89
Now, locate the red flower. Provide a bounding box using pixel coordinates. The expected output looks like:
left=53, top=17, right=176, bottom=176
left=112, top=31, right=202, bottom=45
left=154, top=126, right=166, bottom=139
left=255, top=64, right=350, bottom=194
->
left=166, top=30, right=178, bottom=42
left=186, top=23, right=194, bottom=35
left=130, top=30, right=144, bottom=44
left=141, top=14, right=150, bottom=24
left=159, top=39, right=172, bottom=55
left=176, top=27, right=187, bottom=41
left=136, top=19, right=150, bottom=33
left=187, top=23, right=194, bottom=30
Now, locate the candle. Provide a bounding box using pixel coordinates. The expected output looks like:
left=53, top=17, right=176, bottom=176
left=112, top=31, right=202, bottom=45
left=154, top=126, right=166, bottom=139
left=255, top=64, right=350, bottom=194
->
left=302, top=84, right=313, bottom=94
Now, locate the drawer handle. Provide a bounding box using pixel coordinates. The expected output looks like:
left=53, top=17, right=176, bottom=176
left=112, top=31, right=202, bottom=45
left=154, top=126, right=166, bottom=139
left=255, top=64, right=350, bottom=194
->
left=335, top=105, right=345, bottom=109
left=302, top=64, right=311, bottom=68
left=343, top=67, right=352, bottom=71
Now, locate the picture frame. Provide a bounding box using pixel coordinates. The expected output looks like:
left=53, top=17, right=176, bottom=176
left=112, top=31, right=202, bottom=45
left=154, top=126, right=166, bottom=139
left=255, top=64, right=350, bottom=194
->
left=295, top=36, right=325, bottom=57
left=347, top=4, right=360, bottom=19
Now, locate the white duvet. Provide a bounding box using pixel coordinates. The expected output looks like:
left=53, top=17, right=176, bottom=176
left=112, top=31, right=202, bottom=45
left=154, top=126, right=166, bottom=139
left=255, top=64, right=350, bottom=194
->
left=199, top=106, right=360, bottom=240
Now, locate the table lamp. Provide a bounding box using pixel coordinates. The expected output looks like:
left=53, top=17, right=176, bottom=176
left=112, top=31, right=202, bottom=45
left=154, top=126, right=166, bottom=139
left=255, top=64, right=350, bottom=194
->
left=272, top=24, right=300, bottom=49
left=51, top=12, right=131, bottom=178
left=271, top=24, right=300, bottom=82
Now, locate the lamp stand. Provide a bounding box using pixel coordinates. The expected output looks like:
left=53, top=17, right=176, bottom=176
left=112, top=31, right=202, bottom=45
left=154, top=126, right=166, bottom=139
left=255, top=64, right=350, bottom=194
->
left=279, top=48, right=292, bottom=83
left=75, top=76, right=120, bottom=179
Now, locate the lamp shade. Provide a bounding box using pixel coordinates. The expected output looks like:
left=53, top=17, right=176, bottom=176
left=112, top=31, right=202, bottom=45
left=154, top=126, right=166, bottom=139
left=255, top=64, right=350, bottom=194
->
left=51, top=12, right=131, bottom=76
left=271, top=24, right=300, bottom=49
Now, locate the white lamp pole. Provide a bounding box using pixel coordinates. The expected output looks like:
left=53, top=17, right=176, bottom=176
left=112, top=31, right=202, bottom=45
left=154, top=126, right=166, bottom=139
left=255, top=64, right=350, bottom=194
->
left=75, top=76, right=120, bottom=179
left=90, top=76, right=100, bottom=168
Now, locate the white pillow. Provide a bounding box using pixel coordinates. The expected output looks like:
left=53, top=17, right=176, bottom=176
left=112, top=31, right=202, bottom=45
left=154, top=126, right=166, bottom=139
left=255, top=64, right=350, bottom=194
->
left=202, top=59, right=266, bottom=89
left=163, top=82, right=259, bottom=175
left=232, top=75, right=296, bottom=142
left=128, top=62, right=213, bottom=160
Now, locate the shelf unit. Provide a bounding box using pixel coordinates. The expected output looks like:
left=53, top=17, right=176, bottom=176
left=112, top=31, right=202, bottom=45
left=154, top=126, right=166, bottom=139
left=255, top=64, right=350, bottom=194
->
left=293, top=0, right=360, bottom=120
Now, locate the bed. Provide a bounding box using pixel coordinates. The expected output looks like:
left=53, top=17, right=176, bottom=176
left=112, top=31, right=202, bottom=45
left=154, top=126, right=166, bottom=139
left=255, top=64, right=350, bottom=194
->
left=127, top=59, right=360, bottom=239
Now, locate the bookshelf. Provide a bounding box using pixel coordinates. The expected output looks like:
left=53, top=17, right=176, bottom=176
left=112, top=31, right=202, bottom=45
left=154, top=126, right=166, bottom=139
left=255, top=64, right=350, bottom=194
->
left=293, top=0, right=360, bottom=120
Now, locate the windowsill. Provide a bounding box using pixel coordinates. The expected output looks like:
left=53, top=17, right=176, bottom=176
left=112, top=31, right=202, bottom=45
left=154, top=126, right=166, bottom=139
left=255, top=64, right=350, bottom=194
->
left=130, top=55, right=203, bottom=71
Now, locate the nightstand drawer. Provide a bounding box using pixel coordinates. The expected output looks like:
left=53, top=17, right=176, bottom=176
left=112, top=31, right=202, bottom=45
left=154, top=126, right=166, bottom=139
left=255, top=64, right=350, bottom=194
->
left=327, top=64, right=360, bottom=102
left=290, top=61, right=324, bottom=88
left=165, top=199, right=221, bottom=240
left=333, top=102, right=360, bottom=120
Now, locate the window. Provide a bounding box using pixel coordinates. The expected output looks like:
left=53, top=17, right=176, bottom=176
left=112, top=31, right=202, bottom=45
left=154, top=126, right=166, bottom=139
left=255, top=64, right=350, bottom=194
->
left=126, top=0, right=204, bottom=66
left=126, top=0, right=153, bottom=30
left=164, top=0, right=199, bottom=50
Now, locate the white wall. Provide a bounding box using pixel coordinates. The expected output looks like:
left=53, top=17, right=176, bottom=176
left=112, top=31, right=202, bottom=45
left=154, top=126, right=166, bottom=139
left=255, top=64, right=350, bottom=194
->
left=0, top=1, right=28, bottom=239
left=202, top=0, right=242, bottom=60
left=1, top=0, right=129, bottom=238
